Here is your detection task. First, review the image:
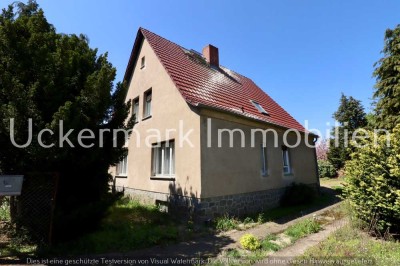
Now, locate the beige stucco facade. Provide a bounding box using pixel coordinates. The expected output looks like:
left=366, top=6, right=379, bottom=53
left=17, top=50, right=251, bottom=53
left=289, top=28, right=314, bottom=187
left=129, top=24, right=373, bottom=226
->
left=113, top=37, right=318, bottom=214
left=199, top=110, right=318, bottom=198
left=114, top=38, right=202, bottom=200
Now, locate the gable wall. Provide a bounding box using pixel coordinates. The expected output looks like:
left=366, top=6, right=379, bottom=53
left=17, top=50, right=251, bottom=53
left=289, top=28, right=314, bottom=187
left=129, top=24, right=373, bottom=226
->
left=114, top=39, right=202, bottom=201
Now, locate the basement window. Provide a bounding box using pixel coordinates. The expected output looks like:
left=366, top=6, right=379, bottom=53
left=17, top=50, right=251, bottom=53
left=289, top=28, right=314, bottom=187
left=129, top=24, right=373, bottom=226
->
left=251, top=100, right=268, bottom=115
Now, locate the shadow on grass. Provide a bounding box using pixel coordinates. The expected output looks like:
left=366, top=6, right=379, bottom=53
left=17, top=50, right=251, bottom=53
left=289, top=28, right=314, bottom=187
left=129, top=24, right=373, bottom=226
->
left=261, top=186, right=342, bottom=225
left=0, top=222, right=37, bottom=263
left=42, top=198, right=180, bottom=256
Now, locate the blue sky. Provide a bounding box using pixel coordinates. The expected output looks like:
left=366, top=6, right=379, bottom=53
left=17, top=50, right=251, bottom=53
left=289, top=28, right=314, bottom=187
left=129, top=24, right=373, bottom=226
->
left=2, top=0, right=400, bottom=136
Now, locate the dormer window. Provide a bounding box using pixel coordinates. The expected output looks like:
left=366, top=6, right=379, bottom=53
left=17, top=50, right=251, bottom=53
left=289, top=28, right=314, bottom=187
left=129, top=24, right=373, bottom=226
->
left=141, top=56, right=145, bottom=69
left=251, top=100, right=268, bottom=115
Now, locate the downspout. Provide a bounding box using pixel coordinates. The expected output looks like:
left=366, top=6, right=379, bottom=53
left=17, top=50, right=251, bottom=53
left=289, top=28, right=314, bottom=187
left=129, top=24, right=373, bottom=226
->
left=312, top=136, right=321, bottom=194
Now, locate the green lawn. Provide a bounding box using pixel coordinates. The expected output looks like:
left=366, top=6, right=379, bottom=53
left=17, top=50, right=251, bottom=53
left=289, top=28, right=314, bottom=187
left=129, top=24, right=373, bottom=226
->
left=300, top=224, right=400, bottom=265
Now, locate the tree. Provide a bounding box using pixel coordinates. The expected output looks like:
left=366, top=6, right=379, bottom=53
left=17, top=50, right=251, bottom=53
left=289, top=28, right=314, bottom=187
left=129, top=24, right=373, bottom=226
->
left=344, top=125, right=400, bottom=235
left=327, top=94, right=367, bottom=170
left=316, top=139, right=328, bottom=161
left=0, top=1, right=134, bottom=241
left=373, top=24, right=400, bottom=130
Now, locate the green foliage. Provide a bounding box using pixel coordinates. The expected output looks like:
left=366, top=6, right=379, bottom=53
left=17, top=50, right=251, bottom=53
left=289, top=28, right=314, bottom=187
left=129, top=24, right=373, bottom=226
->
left=0, top=197, right=10, bottom=221
left=301, top=225, right=400, bottom=264
left=284, top=218, right=321, bottom=241
left=225, top=249, right=241, bottom=258
left=373, top=24, right=400, bottom=130
left=328, top=94, right=367, bottom=170
left=243, top=217, right=254, bottom=224
left=343, top=125, right=400, bottom=234
left=44, top=197, right=178, bottom=255
left=261, top=234, right=280, bottom=251
left=318, top=160, right=336, bottom=178
left=214, top=214, right=240, bottom=231
left=280, top=183, right=316, bottom=207
left=239, top=233, right=261, bottom=251
left=0, top=1, right=134, bottom=242
left=257, top=213, right=266, bottom=224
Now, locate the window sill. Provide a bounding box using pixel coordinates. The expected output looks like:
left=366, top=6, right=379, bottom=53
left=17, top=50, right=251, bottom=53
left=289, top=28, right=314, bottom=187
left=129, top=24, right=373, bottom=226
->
left=283, top=173, right=294, bottom=177
left=150, top=176, right=175, bottom=181
left=261, top=172, right=269, bottom=177
left=142, top=115, right=152, bottom=121
left=115, top=175, right=128, bottom=178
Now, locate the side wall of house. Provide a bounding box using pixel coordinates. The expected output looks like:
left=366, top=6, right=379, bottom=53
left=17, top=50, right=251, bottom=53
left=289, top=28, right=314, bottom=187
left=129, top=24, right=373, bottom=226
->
left=198, top=110, right=319, bottom=217
left=113, top=39, right=202, bottom=208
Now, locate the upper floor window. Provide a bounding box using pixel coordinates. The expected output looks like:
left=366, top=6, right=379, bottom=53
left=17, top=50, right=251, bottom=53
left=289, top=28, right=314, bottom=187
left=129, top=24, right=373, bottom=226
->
left=261, top=143, right=268, bottom=176
left=141, top=56, right=146, bottom=69
left=132, top=97, right=139, bottom=122
left=282, top=146, right=291, bottom=174
left=143, top=89, right=152, bottom=118
left=251, top=100, right=268, bottom=115
left=116, top=155, right=128, bottom=176
left=152, top=140, right=175, bottom=177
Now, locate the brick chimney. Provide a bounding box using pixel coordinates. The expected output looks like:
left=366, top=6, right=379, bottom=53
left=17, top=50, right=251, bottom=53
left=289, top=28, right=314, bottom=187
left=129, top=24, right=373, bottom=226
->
left=202, top=44, right=219, bottom=67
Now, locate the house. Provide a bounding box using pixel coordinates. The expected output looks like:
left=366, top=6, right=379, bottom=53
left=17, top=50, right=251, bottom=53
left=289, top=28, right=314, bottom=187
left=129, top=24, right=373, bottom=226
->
left=112, top=28, right=319, bottom=218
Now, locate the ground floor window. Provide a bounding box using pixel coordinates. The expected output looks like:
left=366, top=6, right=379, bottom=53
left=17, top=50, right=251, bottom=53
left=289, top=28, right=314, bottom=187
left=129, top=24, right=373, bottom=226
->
left=152, top=140, right=175, bottom=177
left=261, top=143, right=268, bottom=176
left=282, top=146, right=291, bottom=174
left=116, top=155, right=128, bottom=176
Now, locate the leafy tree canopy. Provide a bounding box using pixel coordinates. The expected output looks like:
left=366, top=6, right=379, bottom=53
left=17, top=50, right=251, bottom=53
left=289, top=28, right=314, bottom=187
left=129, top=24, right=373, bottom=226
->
left=0, top=1, right=133, bottom=241
left=373, top=24, right=400, bottom=130
left=327, top=94, right=367, bottom=170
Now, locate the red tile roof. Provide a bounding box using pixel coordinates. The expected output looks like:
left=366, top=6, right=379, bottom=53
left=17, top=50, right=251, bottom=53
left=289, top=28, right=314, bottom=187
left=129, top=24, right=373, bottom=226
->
left=124, top=28, right=307, bottom=133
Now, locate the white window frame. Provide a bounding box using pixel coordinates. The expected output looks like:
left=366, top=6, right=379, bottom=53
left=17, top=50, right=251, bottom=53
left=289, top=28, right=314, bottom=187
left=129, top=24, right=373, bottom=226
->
left=143, top=89, right=152, bottom=118
left=141, top=56, right=145, bottom=69
left=132, top=97, right=139, bottom=122
left=152, top=140, right=175, bottom=178
left=251, top=100, right=268, bottom=115
left=282, top=146, right=292, bottom=175
left=261, top=143, right=268, bottom=176
left=116, top=155, right=128, bottom=176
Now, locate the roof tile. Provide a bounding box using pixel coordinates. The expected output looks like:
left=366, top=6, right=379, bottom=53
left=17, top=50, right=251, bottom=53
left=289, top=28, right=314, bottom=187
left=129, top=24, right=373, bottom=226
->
left=136, top=28, right=306, bottom=132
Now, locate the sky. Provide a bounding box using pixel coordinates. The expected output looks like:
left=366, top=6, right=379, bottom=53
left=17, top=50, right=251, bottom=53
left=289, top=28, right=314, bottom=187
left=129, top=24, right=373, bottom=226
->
left=2, top=0, right=400, bottom=137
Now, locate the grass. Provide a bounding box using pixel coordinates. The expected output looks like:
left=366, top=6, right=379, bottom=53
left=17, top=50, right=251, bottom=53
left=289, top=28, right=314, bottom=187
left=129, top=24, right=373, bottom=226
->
left=284, top=218, right=322, bottom=241
left=213, top=193, right=333, bottom=232
left=260, top=236, right=281, bottom=252
left=214, top=214, right=241, bottom=231
left=44, top=197, right=179, bottom=255
left=300, top=224, right=400, bottom=265
left=320, top=176, right=345, bottom=189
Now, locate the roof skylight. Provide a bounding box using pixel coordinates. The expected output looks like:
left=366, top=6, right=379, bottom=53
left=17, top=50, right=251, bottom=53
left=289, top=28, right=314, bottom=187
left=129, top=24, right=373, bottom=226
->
left=251, top=100, right=268, bottom=115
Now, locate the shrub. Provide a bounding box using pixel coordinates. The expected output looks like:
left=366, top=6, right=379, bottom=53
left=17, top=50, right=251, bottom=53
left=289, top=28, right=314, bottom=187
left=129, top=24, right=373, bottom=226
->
left=214, top=214, right=239, bottom=231
left=240, top=233, right=261, bottom=251
left=280, top=183, right=316, bottom=207
left=318, top=160, right=337, bottom=178
left=243, top=217, right=254, bottom=224
left=344, top=126, right=400, bottom=235
left=0, top=197, right=10, bottom=222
